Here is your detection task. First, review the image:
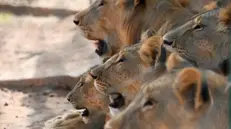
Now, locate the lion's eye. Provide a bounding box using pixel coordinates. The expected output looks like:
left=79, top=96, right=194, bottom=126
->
left=118, top=58, right=126, bottom=63
left=144, top=100, right=153, bottom=107
left=193, top=24, right=205, bottom=30
left=78, top=82, right=84, bottom=88
left=142, top=99, right=157, bottom=112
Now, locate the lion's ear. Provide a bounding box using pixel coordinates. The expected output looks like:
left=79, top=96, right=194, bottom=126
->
left=139, top=36, right=162, bottom=66
left=219, top=3, right=231, bottom=27
left=140, top=29, right=156, bottom=42
left=174, top=68, right=210, bottom=111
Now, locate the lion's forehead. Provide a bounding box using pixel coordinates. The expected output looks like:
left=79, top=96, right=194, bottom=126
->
left=201, top=8, right=220, bottom=17
left=190, top=8, right=220, bottom=22
left=120, top=48, right=139, bottom=57
left=142, top=73, right=175, bottom=94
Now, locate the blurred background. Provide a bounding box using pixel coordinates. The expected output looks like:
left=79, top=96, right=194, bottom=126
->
left=0, top=0, right=101, bottom=129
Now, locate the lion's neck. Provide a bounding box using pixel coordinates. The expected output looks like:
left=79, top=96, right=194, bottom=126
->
left=141, top=64, right=167, bottom=85
left=117, top=0, right=195, bottom=45
left=105, top=30, right=123, bottom=56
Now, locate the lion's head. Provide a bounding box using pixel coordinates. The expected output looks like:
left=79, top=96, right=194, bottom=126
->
left=73, top=0, right=122, bottom=57
left=66, top=72, right=109, bottom=110
left=89, top=36, right=167, bottom=102
left=105, top=67, right=228, bottom=129
left=163, top=3, right=231, bottom=69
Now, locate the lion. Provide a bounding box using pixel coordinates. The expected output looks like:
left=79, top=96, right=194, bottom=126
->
left=66, top=72, right=109, bottom=110
left=162, top=3, right=231, bottom=71
left=88, top=36, right=171, bottom=107
left=66, top=57, right=113, bottom=110
left=66, top=69, right=125, bottom=118
left=43, top=108, right=106, bottom=129
left=105, top=67, right=228, bottom=129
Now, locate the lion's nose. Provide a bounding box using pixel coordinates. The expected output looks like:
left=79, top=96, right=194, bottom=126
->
left=73, top=20, right=80, bottom=25
left=73, top=12, right=83, bottom=26
left=66, top=92, right=73, bottom=102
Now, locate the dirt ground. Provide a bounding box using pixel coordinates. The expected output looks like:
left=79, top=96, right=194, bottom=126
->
left=0, top=0, right=99, bottom=129
left=0, top=84, right=72, bottom=129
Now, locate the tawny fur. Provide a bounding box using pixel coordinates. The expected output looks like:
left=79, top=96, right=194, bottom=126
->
left=139, top=36, right=163, bottom=66
left=43, top=110, right=86, bottom=129
left=119, top=0, right=193, bottom=45
left=166, top=52, right=182, bottom=71
left=174, top=0, right=190, bottom=7
left=219, top=3, right=231, bottom=25
left=174, top=67, right=204, bottom=110
left=44, top=109, right=106, bottom=129
left=203, top=1, right=217, bottom=11
left=166, top=52, right=191, bottom=71
left=140, top=29, right=156, bottom=43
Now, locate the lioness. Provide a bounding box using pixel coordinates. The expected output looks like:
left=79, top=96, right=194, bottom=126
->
left=105, top=67, right=228, bottom=129
left=66, top=30, right=155, bottom=111
left=89, top=36, right=170, bottom=105
left=66, top=72, right=109, bottom=110
left=163, top=3, right=231, bottom=70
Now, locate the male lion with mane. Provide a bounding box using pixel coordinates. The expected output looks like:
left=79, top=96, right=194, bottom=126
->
left=73, top=0, right=122, bottom=58
left=105, top=67, right=228, bottom=129
left=73, top=0, right=205, bottom=58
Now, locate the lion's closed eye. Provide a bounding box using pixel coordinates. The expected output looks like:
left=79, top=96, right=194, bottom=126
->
left=193, top=24, right=206, bottom=31
left=118, top=58, right=126, bottom=62
left=116, top=56, right=126, bottom=63
left=142, top=99, right=157, bottom=112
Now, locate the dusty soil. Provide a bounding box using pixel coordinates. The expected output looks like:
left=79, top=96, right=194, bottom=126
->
left=0, top=0, right=100, bottom=129
left=0, top=84, right=72, bottom=129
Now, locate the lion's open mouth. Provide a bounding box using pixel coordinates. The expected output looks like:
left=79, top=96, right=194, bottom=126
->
left=93, top=39, right=108, bottom=56
left=93, top=79, right=110, bottom=95
left=78, top=27, right=108, bottom=56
